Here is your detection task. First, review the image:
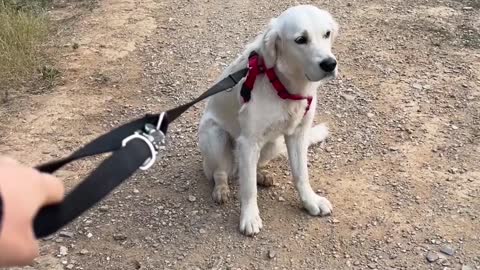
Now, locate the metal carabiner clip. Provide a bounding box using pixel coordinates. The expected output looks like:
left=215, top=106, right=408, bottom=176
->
left=121, top=112, right=166, bottom=170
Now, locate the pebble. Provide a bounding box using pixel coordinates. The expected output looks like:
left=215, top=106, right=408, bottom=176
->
left=188, top=195, right=197, bottom=202
left=440, top=245, right=455, bottom=256
left=412, top=83, right=423, bottom=90
left=278, top=196, right=285, bottom=202
left=341, top=93, right=356, bottom=101
left=87, top=233, right=93, bottom=238
left=426, top=251, right=439, bottom=262
left=66, top=264, right=74, bottom=269
left=367, top=113, right=374, bottom=118
left=80, top=249, right=89, bottom=255
left=133, top=188, right=140, bottom=194
left=59, top=231, right=74, bottom=238
left=59, top=246, right=68, bottom=256
left=113, top=234, right=127, bottom=241
left=268, top=250, right=276, bottom=259
left=199, top=228, right=206, bottom=234
left=463, top=6, right=473, bottom=10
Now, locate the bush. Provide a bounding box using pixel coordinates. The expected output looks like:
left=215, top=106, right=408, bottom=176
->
left=0, top=0, right=49, bottom=101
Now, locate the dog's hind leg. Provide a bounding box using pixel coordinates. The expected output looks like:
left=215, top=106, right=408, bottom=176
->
left=258, top=123, right=328, bottom=168
left=258, top=137, right=287, bottom=167
left=256, top=124, right=329, bottom=187
left=199, top=119, right=234, bottom=204
left=256, top=137, right=287, bottom=187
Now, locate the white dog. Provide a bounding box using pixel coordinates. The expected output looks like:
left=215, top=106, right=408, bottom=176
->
left=198, top=5, right=338, bottom=236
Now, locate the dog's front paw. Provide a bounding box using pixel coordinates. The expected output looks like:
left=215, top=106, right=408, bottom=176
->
left=302, top=193, right=333, bottom=216
left=212, top=184, right=230, bottom=204
left=257, top=171, right=274, bottom=187
left=239, top=205, right=263, bottom=236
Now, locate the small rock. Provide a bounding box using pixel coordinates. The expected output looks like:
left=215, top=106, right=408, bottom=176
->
left=353, top=260, right=360, bottom=266
left=463, top=6, right=473, bottom=10
left=59, top=246, right=68, bottom=256
left=133, top=188, right=140, bottom=194
left=367, top=113, right=374, bottom=118
left=199, top=228, right=206, bottom=234
left=440, top=245, right=455, bottom=256
left=99, top=205, right=109, bottom=212
left=133, top=260, right=142, bottom=269
left=426, top=251, right=439, bottom=263
left=367, top=263, right=376, bottom=269
left=59, top=231, right=74, bottom=238
left=441, top=259, right=451, bottom=266
left=340, top=93, right=356, bottom=101
left=448, top=168, right=458, bottom=174
left=188, top=195, right=197, bottom=202
left=86, top=233, right=93, bottom=238
left=451, top=125, right=459, bottom=130
left=66, top=264, right=74, bottom=269
left=331, top=218, right=340, bottom=224
left=278, top=196, right=285, bottom=202
left=80, top=249, right=89, bottom=255
left=268, top=250, right=276, bottom=259
left=412, top=83, right=423, bottom=90
left=113, top=234, right=127, bottom=241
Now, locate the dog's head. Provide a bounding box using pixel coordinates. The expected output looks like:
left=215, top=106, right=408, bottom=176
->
left=261, top=5, right=339, bottom=82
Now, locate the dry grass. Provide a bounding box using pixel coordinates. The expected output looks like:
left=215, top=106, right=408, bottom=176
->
left=0, top=0, right=49, bottom=101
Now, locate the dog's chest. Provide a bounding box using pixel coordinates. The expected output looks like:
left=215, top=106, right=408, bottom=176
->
left=243, top=99, right=307, bottom=139
left=271, top=103, right=305, bottom=135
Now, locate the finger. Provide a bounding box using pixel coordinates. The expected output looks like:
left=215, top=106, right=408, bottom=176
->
left=0, top=225, right=39, bottom=267
left=16, top=229, right=40, bottom=266
left=40, top=173, right=65, bottom=205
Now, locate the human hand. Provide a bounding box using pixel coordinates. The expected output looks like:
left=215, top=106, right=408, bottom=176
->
left=0, top=156, right=64, bottom=267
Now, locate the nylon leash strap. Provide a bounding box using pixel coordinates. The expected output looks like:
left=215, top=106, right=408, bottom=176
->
left=33, top=67, right=248, bottom=238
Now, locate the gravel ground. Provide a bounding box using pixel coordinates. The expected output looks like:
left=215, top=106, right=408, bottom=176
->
left=0, top=0, right=479, bottom=269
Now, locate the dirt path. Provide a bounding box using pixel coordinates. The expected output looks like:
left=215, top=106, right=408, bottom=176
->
left=1, top=0, right=479, bottom=269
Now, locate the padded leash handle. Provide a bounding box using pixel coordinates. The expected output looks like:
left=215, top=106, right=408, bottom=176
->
left=33, top=114, right=168, bottom=238
left=34, top=138, right=151, bottom=238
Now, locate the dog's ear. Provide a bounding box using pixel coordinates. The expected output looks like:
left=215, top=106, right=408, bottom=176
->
left=261, top=18, right=280, bottom=68
left=330, top=18, right=339, bottom=43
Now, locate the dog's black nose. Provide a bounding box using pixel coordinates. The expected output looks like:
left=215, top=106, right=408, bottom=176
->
left=319, top=58, right=337, bottom=72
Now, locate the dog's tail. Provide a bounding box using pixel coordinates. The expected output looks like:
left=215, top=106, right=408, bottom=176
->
left=308, top=123, right=329, bottom=145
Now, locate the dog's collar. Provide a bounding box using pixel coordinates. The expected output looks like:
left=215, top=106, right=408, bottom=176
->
left=240, top=51, right=312, bottom=114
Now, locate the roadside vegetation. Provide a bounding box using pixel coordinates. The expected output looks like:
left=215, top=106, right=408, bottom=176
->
left=0, top=0, right=51, bottom=102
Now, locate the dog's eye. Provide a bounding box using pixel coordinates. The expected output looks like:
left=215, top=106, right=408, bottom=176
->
left=324, top=31, right=331, bottom=39
left=294, top=36, right=308, bottom=44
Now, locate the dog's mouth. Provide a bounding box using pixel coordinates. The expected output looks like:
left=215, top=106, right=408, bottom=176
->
left=305, top=71, right=336, bottom=82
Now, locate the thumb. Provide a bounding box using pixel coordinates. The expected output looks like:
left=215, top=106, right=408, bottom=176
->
left=39, top=173, right=65, bottom=206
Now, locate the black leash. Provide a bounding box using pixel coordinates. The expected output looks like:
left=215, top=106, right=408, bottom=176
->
left=33, top=67, right=248, bottom=238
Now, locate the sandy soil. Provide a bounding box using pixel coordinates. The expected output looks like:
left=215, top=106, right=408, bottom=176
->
left=0, top=0, right=479, bottom=269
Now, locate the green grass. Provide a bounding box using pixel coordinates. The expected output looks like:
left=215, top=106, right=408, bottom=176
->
left=0, top=0, right=49, bottom=101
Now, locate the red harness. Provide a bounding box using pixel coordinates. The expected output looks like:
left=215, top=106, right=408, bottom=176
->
left=240, top=51, right=312, bottom=114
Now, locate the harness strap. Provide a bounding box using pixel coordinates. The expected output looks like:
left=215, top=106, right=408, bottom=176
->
left=33, top=67, right=248, bottom=238
left=240, top=51, right=313, bottom=114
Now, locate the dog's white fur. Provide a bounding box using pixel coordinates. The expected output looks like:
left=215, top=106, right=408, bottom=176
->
left=198, top=5, right=339, bottom=235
